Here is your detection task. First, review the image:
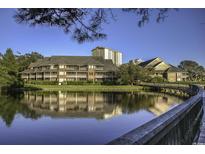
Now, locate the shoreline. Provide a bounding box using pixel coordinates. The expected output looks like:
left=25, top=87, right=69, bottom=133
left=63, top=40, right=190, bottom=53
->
left=23, top=84, right=149, bottom=92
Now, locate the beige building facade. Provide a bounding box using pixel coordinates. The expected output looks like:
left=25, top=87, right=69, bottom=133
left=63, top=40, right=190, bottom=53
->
left=92, top=46, right=122, bottom=66
left=21, top=56, right=118, bottom=83
left=131, top=57, right=188, bottom=82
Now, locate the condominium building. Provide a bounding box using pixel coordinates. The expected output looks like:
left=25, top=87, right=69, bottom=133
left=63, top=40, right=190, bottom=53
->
left=21, top=56, right=118, bottom=83
left=130, top=57, right=188, bottom=82
left=92, top=47, right=122, bottom=66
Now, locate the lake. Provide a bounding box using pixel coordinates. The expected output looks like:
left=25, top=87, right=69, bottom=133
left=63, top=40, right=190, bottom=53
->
left=0, top=91, right=185, bottom=144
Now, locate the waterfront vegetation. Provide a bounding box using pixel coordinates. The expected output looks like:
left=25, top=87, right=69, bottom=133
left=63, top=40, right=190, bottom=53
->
left=24, top=84, right=147, bottom=92
left=0, top=48, right=205, bottom=91
left=0, top=48, right=43, bottom=89
left=23, top=81, right=205, bottom=92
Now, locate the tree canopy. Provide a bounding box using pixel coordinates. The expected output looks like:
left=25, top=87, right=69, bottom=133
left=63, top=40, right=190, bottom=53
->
left=14, top=8, right=175, bottom=43
left=0, top=49, right=43, bottom=87
left=17, top=52, right=43, bottom=72
left=0, top=48, right=19, bottom=86
left=178, top=60, right=205, bottom=81
left=117, top=62, right=152, bottom=85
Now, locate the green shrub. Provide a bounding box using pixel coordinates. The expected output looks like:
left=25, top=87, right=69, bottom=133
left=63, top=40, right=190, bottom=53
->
left=149, top=76, right=166, bottom=83
left=175, top=81, right=205, bottom=85
left=27, top=80, right=58, bottom=85
left=102, top=80, right=117, bottom=85
left=62, top=80, right=102, bottom=85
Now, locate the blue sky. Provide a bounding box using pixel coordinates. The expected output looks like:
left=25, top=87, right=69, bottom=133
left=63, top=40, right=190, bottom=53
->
left=0, top=9, right=205, bottom=66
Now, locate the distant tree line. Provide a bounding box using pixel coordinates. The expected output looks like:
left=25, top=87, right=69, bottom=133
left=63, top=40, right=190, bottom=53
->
left=1, top=48, right=205, bottom=87
left=117, top=61, right=205, bottom=85
left=178, top=60, right=205, bottom=81
left=0, top=48, right=43, bottom=88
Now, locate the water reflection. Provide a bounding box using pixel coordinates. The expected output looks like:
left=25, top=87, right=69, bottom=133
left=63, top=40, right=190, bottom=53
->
left=1, top=91, right=183, bottom=124
left=0, top=91, right=184, bottom=144
left=0, top=93, right=40, bottom=127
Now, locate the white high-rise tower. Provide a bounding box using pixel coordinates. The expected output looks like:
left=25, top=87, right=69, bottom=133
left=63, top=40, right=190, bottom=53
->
left=92, top=47, right=122, bottom=66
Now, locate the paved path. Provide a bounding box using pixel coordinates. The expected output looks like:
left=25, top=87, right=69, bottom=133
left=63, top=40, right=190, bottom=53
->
left=197, top=90, right=205, bottom=144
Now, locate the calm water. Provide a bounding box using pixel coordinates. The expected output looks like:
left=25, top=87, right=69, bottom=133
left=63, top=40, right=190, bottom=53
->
left=0, top=91, right=185, bottom=145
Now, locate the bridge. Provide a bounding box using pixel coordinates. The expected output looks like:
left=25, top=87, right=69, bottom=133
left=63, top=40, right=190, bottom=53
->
left=108, top=83, right=205, bottom=145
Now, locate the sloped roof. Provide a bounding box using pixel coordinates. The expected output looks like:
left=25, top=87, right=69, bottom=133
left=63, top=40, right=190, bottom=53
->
left=139, top=57, right=162, bottom=67
left=138, top=57, right=186, bottom=73
left=165, top=65, right=185, bottom=72
left=29, top=56, right=107, bottom=67
left=22, top=56, right=118, bottom=73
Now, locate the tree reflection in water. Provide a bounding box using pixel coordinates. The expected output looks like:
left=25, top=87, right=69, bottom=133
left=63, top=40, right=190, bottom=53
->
left=0, top=91, right=184, bottom=127
left=0, top=91, right=41, bottom=127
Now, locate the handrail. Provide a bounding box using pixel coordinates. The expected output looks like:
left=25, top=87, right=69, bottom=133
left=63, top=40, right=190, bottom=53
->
left=108, top=85, right=204, bottom=145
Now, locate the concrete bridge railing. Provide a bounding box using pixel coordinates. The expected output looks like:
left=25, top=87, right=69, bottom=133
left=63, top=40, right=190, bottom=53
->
left=108, top=85, right=205, bottom=145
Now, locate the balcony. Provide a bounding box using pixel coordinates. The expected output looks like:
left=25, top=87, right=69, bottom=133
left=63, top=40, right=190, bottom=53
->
left=77, top=76, right=87, bottom=78
left=36, top=76, right=42, bottom=78
left=95, top=75, right=104, bottom=78
left=79, top=67, right=88, bottom=71
left=66, top=75, right=77, bottom=78
left=77, top=73, right=87, bottom=78
left=66, top=65, right=79, bottom=71
left=95, top=67, right=104, bottom=71
left=21, top=75, right=28, bottom=79
left=30, top=75, right=36, bottom=78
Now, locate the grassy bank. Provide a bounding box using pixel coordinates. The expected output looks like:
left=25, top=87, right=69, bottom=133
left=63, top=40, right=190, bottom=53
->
left=25, top=84, right=148, bottom=92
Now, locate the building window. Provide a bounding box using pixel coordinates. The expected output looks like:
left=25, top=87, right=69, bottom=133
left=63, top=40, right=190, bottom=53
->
left=96, top=66, right=103, bottom=70
left=51, top=72, right=57, bottom=75
left=67, top=72, right=76, bottom=75
left=53, top=65, right=58, bottom=69
left=67, top=65, right=78, bottom=70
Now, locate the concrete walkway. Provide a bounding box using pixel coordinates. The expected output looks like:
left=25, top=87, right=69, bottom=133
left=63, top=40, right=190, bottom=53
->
left=197, top=90, right=205, bottom=144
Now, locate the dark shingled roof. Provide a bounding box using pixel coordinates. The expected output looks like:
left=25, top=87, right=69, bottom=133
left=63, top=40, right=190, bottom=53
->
left=138, top=57, right=186, bottom=73
left=165, top=65, right=185, bottom=72
left=139, top=57, right=162, bottom=67
left=22, top=56, right=117, bottom=73
left=29, top=56, right=105, bottom=67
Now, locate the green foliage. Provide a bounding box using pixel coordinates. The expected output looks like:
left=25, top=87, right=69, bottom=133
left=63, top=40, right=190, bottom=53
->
left=0, top=48, right=23, bottom=87
left=149, top=76, right=167, bottom=83
left=178, top=60, right=205, bottom=81
left=102, top=80, right=117, bottom=85
left=14, top=9, right=175, bottom=43
left=26, top=80, right=118, bottom=86
left=26, top=84, right=145, bottom=92
left=0, top=49, right=43, bottom=88
left=117, top=63, right=151, bottom=85
left=62, top=80, right=102, bottom=85
left=175, top=81, right=205, bottom=85
left=17, top=52, right=43, bottom=72
left=27, top=80, right=58, bottom=85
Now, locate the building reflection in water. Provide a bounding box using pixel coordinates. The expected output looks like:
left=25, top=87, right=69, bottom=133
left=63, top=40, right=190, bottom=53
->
left=22, top=91, right=184, bottom=119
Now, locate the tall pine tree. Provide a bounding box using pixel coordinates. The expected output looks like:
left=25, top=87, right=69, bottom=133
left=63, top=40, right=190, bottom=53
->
left=0, top=48, right=22, bottom=87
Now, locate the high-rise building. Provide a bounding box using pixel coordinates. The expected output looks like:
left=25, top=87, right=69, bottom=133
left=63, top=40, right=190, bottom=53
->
left=92, top=47, right=122, bottom=66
